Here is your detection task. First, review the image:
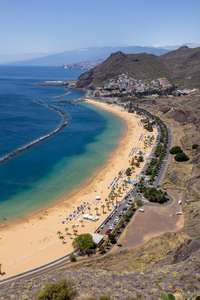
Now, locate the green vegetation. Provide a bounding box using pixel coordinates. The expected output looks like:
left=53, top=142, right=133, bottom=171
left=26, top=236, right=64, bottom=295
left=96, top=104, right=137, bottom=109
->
left=161, top=291, right=200, bottom=300
left=169, top=146, right=189, bottom=161
left=169, top=146, right=183, bottom=154
left=108, top=233, right=116, bottom=244
left=69, top=253, right=76, bottom=262
left=125, top=167, right=132, bottom=176
left=192, top=143, right=199, bottom=149
left=138, top=179, right=168, bottom=203
left=175, top=152, right=189, bottom=162
left=37, top=278, right=77, bottom=300
left=136, top=200, right=143, bottom=207
left=72, top=233, right=96, bottom=255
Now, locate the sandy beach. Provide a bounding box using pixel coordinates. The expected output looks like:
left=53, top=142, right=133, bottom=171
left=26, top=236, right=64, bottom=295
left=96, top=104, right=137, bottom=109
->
left=0, top=100, right=156, bottom=278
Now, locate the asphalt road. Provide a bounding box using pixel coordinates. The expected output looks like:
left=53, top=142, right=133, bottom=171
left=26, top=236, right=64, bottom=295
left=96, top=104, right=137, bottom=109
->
left=0, top=119, right=174, bottom=284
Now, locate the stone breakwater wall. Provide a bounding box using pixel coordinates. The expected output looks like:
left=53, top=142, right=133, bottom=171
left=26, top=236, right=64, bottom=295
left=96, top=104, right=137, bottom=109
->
left=0, top=101, right=68, bottom=165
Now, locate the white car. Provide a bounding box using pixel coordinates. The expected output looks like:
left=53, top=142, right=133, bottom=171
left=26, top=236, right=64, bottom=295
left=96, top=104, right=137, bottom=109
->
left=178, top=200, right=182, bottom=205
left=139, top=209, right=144, bottom=212
left=176, top=212, right=182, bottom=215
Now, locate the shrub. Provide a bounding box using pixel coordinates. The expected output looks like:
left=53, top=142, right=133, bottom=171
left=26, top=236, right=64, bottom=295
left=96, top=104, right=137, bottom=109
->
left=69, top=253, right=76, bottom=262
left=136, top=200, right=143, bottom=207
left=175, top=152, right=189, bottom=162
left=169, top=146, right=183, bottom=154
left=37, top=278, right=77, bottom=300
left=192, top=143, right=199, bottom=149
left=99, top=297, right=111, bottom=300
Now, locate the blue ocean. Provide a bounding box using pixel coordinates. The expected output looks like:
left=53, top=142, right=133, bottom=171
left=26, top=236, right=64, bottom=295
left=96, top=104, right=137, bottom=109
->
left=0, top=66, right=125, bottom=223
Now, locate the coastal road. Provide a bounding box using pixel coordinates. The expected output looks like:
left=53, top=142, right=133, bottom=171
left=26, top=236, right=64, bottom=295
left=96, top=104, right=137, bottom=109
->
left=0, top=115, right=175, bottom=284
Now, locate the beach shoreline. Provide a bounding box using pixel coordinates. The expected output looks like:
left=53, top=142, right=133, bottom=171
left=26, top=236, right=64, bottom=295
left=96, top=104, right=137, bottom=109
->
left=0, top=100, right=156, bottom=278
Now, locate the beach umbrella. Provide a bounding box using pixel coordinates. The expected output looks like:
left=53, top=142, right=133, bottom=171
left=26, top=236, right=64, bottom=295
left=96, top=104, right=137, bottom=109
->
left=66, top=218, right=68, bottom=220
left=84, top=202, right=86, bottom=204
left=62, top=221, right=65, bottom=224
left=87, top=202, right=89, bottom=204
left=73, top=215, right=75, bottom=217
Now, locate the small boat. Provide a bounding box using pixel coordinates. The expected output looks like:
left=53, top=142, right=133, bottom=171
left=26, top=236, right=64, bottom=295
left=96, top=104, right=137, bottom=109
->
left=3, top=218, right=7, bottom=220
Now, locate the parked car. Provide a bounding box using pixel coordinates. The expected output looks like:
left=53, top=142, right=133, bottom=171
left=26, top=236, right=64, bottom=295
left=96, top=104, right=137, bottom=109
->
left=117, top=244, right=122, bottom=247
left=163, top=187, right=167, bottom=190
left=101, top=225, right=104, bottom=229
left=176, top=212, right=182, bottom=215
left=139, top=209, right=144, bottom=212
left=178, top=200, right=182, bottom=205
left=97, top=229, right=100, bottom=233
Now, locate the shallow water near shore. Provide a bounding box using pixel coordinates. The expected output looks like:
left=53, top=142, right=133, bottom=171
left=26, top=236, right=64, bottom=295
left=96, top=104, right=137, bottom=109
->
left=0, top=67, right=125, bottom=223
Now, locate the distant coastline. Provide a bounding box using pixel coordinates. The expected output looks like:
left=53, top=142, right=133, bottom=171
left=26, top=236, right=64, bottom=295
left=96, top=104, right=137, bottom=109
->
left=0, top=101, right=68, bottom=165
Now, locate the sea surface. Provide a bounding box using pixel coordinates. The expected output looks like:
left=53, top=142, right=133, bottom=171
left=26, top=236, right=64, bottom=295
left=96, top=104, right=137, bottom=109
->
left=0, top=66, right=125, bottom=223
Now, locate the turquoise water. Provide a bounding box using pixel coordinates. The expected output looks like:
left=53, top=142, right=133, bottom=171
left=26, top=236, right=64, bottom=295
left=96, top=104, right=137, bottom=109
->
left=0, top=67, right=125, bottom=222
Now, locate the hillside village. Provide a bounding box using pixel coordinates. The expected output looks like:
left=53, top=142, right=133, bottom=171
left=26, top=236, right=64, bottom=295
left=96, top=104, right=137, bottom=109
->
left=94, top=73, right=196, bottom=98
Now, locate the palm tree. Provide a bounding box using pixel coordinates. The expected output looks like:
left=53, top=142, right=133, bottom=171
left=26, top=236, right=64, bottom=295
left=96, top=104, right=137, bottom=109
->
left=0, top=263, right=2, bottom=274
left=114, top=193, right=118, bottom=203
left=101, top=205, right=105, bottom=214
left=105, top=198, right=108, bottom=203
left=65, top=227, right=69, bottom=235
left=77, top=206, right=80, bottom=212
left=72, top=224, right=75, bottom=231
left=57, top=230, right=62, bottom=237
left=122, top=183, right=125, bottom=190
left=111, top=195, right=115, bottom=204
left=95, top=207, right=99, bottom=215
left=106, top=202, right=110, bottom=211
left=59, top=236, right=65, bottom=244
left=88, top=206, right=91, bottom=214
left=80, top=220, right=84, bottom=227
left=81, top=206, right=84, bottom=214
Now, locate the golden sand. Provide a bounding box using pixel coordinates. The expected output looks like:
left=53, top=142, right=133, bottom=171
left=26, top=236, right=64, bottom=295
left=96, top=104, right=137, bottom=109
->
left=0, top=100, right=156, bottom=278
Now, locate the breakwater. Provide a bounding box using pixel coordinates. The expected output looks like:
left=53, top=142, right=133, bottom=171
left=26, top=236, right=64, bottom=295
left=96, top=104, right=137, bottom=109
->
left=0, top=101, right=68, bottom=165
left=50, top=91, right=71, bottom=99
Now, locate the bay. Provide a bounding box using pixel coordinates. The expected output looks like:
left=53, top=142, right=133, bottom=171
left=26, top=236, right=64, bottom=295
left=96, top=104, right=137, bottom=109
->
left=0, top=67, right=125, bottom=223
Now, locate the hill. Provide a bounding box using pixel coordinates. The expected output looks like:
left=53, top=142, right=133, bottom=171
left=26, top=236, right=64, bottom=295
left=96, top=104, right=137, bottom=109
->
left=4, top=46, right=169, bottom=66
left=76, top=46, right=200, bottom=89
left=162, top=45, right=200, bottom=88
left=76, top=51, right=170, bottom=88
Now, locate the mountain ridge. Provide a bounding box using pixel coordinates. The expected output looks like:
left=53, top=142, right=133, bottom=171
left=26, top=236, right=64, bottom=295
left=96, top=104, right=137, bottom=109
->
left=76, top=46, right=200, bottom=89
left=3, top=46, right=169, bottom=66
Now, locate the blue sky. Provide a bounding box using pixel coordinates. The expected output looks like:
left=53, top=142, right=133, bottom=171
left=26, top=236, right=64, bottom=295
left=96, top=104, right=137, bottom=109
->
left=0, top=0, right=200, bottom=56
